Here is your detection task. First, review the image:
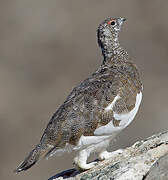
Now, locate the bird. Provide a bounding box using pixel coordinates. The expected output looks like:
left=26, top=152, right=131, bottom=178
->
left=15, top=17, right=143, bottom=172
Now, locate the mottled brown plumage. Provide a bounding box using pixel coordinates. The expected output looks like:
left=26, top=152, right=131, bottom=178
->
left=15, top=17, right=143, bottom=173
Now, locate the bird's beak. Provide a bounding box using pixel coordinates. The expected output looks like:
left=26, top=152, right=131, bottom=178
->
left=122, top=18, right=126, bottom=22
left=118, top=18, right=126, bottom=26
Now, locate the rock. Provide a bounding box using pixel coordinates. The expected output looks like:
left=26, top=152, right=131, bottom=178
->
left=49, top=131, right=168, bottom=180
left=144, top=153, right=168, bottom=180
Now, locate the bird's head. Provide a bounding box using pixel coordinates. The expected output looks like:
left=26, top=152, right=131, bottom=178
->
left=97, top=17, right=126, bottom=49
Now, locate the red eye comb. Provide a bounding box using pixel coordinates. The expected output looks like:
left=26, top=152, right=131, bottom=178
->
left=107, top=19, right=115, bottom=25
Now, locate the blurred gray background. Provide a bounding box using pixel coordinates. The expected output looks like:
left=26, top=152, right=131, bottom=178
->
left=1, top=0, right=168, bottom=180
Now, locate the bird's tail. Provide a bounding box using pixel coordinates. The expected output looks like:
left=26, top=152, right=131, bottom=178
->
left=14, top=143, right=53, bottom=173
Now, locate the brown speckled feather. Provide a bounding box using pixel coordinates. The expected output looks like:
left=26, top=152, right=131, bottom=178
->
left=41, top=59, right=142, bottom=148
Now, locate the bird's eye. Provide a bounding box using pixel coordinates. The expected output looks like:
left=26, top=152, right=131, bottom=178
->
left=107, top=20, right=116, bottom=26
left=110, top=21, right=115, bottom=26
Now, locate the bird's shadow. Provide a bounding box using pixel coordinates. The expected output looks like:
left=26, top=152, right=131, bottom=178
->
left=48, top=168, right=79, bottom=180
left=48, top=159, right=99, bottom=180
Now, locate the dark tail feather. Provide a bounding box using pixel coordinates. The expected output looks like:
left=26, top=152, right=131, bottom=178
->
left=14, top=144, right=51, bottom=173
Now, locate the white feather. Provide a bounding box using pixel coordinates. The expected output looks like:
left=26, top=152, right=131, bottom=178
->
left=105, top=95, right=121, bottom=112
left=114, top=92, right=142, bottom=127
left=94, top=92, right=142, bottom=136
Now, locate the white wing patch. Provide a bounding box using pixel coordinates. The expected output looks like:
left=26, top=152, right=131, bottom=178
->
left=105, top=95, right=121, bottom=112
left=94, top=92, right=142, bottom=136
left=114, top=92, right=142, bottom=127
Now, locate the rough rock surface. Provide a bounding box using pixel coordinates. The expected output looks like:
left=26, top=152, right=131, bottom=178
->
left=144, top=153, right=168, bottom=180
left=49, top=131, right=168, bottom=180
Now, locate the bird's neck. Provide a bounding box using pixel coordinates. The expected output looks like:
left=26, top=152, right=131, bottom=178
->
left=101, top=38, right=129, bottom=63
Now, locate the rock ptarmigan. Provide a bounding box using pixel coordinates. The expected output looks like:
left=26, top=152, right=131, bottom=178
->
left=15, top=17, right=143, bottom=172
